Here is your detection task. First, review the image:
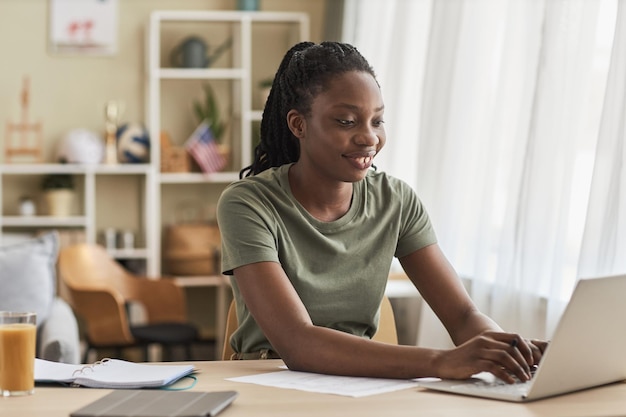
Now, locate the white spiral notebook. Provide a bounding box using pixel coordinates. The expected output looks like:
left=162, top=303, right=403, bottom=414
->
left=35, top=358, right=196, bottom=389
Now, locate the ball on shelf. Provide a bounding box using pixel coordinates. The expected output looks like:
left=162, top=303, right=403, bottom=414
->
left=116, top=123, right=150, bottom=163
left=56, top=128, right=104, bottom=164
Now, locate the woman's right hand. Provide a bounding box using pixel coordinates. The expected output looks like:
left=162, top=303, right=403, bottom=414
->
left=433, top=332, right=536, bottom=383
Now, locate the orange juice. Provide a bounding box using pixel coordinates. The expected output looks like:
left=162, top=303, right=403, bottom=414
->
left=0, top=319, right=36, bottom=396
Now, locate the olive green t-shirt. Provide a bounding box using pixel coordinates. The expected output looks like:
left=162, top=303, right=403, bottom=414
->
left=217, top=164, right=436, bottom=354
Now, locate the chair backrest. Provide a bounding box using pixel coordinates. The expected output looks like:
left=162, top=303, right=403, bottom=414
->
left=221, top=300, right=238, bottom=360
left=372, top=295, right=398, bottom=345
left=58, top=243, right=188, bottom=346
left=221, top=295, right=398, bottom=360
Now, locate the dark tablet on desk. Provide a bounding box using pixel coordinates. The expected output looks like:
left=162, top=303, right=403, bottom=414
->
left=70, top=390, right=238, bottom=417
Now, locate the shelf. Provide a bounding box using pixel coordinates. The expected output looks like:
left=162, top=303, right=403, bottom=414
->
left=87, top=164, right=152, bottom=175
left=156, top=68, right=245, bottom=80
left=172, top=275, right=229, bottom=287
left=0, top=164, right=151, bottom=175
left=151, top=10, right=310, bottom=23
left=159, top=172, right=239, bottom=184
left=1, top=216, right=88, bottom=227
left=0, top=162, right=152, bottom=273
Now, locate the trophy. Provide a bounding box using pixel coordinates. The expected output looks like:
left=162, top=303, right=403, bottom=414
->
left=104, top=101, right=119, bottom=165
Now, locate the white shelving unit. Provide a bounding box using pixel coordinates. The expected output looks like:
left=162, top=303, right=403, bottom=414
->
left=147, top=10, right=309, bottom=277
left=0, top=163, right=153, bottom=265
left=146, top=11, right=309, bottom=357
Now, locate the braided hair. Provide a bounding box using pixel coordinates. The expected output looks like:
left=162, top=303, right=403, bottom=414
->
left=239, top=41, right=377, bottom=178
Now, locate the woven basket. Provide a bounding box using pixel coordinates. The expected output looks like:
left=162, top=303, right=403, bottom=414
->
left=160, top=131, right=190, bottom=173
left=163, top=223, right=221, bottom=276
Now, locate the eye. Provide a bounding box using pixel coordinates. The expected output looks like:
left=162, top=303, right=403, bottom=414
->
left=373, top=119, right=385, bottom=127
left=337, top=119, right=355, bottom=126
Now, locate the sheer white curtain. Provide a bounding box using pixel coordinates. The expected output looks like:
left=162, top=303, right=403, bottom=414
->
left=579, top=1, right=626, bottom=278
left=344, top=0, right=616, bottom=347
left=342, top=0, right=432, bottom=189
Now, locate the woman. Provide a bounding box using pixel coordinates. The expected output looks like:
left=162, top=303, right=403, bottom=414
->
left=217, top=41, right=547, bottom=381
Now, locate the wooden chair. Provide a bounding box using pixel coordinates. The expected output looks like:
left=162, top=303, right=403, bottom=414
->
left=222, top=295, right=398, bottom=360
left=372, top=295, right=399, bottom=345
left=58, top=243, right=199, bottom=362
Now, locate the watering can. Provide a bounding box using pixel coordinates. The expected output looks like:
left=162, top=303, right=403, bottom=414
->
left=170, top=36, right=232, bottom=68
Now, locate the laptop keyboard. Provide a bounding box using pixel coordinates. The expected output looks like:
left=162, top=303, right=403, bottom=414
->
left=459, top=378, right=531, bottom=395
left=452, top=366, right=537, bottom=396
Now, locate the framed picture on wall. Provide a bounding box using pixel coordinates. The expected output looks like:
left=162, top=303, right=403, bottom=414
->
left=49, top=0, right=118, bottom=55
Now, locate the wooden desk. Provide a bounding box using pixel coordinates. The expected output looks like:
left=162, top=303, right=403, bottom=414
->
left=5, top=360, right=626, bottom=417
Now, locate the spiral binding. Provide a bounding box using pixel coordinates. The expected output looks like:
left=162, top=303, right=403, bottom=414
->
left=71, top=358, right=112, bottom=378
left=61, top=357, right=195, bottom=390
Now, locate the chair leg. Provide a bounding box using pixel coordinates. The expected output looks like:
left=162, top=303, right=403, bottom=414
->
left=113, top=347, right=123, bottom=360
left=82, top=345, right=91, bottom=364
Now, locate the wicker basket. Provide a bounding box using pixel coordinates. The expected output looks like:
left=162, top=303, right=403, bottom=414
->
left=163, top=223, right=221, bottom=276
left=160, top=131, right=190, bottom=173
left=161, top=146, right=190, bottom=173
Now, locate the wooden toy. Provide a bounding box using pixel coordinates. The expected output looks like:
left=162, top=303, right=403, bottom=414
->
left=5, top=76, right=43, bottom=163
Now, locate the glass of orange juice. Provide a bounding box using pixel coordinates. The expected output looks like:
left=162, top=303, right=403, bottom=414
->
left=0, top=312, right=36, bottom=397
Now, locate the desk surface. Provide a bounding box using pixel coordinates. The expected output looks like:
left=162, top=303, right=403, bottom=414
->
left=5, top=360, right=626, bottom=417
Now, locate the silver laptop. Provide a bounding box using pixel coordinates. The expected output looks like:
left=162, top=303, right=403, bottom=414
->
left=418, top=274, right=626, bottom=402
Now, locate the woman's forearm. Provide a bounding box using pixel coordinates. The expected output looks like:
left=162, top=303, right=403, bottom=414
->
left=278, top=324, right=444, bottom=379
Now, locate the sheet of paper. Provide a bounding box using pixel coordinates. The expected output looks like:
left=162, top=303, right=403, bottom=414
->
left=227, top=369, right=420, bottom=397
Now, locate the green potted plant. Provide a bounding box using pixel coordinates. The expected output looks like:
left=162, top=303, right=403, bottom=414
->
left=41, top=173, right=75, bottom=217
left=193, top=84, right=229, bottom=168
left=193, top=84, right=226, bottom=142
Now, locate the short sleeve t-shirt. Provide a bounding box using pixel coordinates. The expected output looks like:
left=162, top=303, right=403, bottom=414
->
left=217, top=164, right=436, bottom=353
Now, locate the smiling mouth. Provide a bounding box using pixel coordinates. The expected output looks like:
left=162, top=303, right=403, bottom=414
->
left=355, top=155, right=372, bottom=165
left=344, top=152, right=376, bottom=170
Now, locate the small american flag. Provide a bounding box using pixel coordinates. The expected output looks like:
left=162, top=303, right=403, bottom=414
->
left=185, top=121, right=226, bottom=173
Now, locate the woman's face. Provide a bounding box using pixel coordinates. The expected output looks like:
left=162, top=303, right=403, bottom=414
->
left=290, top=70, right=386, bottom=183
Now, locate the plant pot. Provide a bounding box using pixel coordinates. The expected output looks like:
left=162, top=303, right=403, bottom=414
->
left=43, top=189, right=74, bottom=217
left=237, top=0, right=259, bottom=11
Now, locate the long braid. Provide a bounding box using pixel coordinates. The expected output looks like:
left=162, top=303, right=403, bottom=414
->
left=240, top=41, right=376, bottom=178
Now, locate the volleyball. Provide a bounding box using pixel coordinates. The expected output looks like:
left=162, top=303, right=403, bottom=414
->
left=116, top=123, right=150, bottom=163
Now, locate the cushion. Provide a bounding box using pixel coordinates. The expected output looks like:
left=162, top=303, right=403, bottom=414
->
left=38, top=298, right=80, bottom=363
left=0, top=232, right=59, bottom=326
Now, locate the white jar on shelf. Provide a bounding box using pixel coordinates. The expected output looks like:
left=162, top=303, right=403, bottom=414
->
left=18, top=196, right=36, bottom=216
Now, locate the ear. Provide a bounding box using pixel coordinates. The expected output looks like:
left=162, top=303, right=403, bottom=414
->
left=286, top=109, right=305, bottom=139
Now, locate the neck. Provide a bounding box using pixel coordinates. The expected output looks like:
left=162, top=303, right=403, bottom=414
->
left=288, top=164, right=353, bottom=222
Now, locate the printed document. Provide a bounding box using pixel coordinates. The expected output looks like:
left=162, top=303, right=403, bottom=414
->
left=227, top=369, right=419, bottom=397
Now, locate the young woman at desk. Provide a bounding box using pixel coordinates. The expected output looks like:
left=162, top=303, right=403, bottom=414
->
left=217, top=41, right=547, bottom=383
